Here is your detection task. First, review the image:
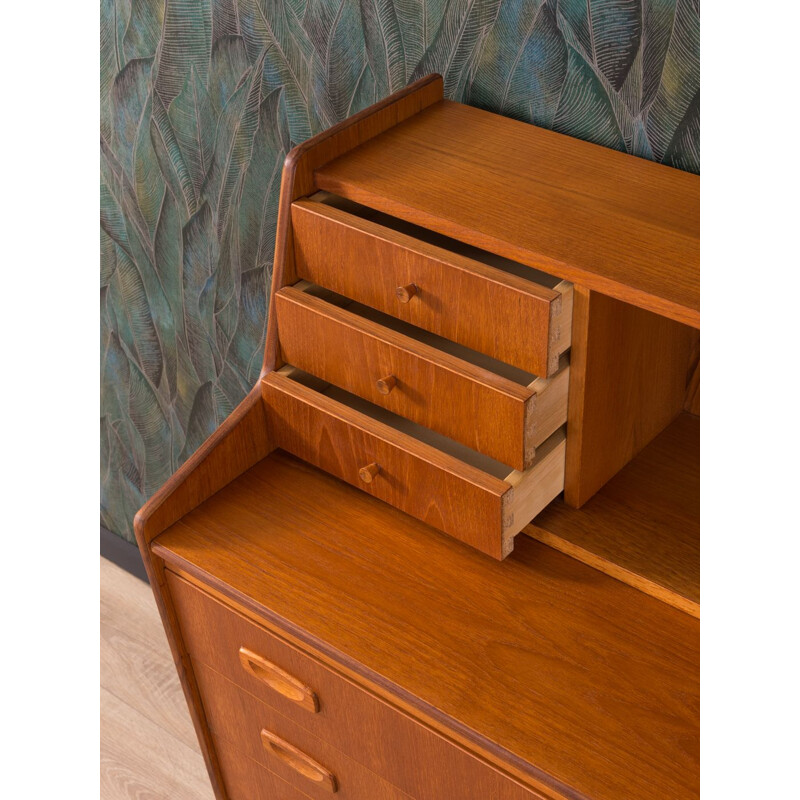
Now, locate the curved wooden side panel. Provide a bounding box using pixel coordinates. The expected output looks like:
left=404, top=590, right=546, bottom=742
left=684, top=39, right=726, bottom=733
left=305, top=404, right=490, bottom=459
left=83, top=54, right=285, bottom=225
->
left=263, top=74, right=444, bottom=374
left=132, top=79, right=445, bottom=800
left=134, top=384, right=273, bottom=547
left=133, top=385, right=274, bottom=800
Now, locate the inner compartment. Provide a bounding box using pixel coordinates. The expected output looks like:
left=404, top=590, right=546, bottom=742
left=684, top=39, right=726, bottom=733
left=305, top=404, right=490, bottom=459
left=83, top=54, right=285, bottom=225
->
left=310, top=191, right=565, bottom=290
left=279, top=364, right=534, bottom=482
left=527, top=410, right=699, bottom=617
left=294, top=280, right=548, bottom=388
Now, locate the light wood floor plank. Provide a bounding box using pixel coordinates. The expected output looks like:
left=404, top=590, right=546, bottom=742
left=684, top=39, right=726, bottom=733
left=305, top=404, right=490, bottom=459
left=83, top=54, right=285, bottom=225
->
left=101, top=688, right=213, bottom=800
left=101, top=557, right=201, bottom=751
left=101, top=557, right=214, bottom=799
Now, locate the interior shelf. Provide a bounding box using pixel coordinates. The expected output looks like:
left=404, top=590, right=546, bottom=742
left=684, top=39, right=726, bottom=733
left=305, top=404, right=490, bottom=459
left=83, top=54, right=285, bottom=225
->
left=316, top=100, right=699, bottom=327
left=526, top=412, right=699, bottom=617
left=152, top=447, right=699, bottom=800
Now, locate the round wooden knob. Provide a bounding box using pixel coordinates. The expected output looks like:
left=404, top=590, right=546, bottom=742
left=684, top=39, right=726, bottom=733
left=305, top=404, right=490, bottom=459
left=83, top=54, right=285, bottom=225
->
left=395, top=283, right=417, bottom=303
left=358, top=462, right=380, bottom=483
left=376, top=375, right=397, bottom=395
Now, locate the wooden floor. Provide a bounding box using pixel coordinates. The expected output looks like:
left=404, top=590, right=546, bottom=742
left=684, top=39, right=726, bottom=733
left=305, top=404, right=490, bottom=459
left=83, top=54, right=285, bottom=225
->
left=101, top=557, right=215, bottom=800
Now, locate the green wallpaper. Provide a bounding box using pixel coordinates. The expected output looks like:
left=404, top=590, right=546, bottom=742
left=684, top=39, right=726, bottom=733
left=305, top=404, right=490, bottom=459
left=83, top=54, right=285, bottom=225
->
left=100, top=0, right=700, bottom=542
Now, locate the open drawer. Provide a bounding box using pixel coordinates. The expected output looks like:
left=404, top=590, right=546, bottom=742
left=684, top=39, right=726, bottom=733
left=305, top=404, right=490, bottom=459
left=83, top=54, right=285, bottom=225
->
left=261, top=367, right=566, bottom=559
left=291, top=195, right=572, bottom=377
left=276, top=283, right=569, bottom=471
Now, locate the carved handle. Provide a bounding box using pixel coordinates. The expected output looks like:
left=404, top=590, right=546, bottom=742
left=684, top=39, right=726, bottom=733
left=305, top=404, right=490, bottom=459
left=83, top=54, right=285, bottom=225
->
left=261, top=730, right=338, bottom=793
left=376, top=375, right=397, bottom=395
left=395, top=283, right=417, bottom=303
left=358, top=462, right=380, bottom=483
left=238, top=647, right=319, bottom=713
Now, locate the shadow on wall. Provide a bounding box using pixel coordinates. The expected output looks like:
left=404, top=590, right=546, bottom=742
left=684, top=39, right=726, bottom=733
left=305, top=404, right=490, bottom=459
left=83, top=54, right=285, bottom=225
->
left=100, top=0, right=700, bottom=542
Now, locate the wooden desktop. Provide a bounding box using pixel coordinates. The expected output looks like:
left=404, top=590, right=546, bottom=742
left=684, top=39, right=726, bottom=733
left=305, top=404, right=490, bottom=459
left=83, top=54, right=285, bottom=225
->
left=136, top=74, right=699, bottom=800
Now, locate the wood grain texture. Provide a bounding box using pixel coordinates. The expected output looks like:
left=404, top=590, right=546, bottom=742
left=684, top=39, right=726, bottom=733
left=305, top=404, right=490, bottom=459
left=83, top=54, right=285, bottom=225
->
left=101, top=558, right=200, bottom=752
left=133, top=385, right=275, bottom=800
left=168, top=573, right=539, bottom=800
left=100, top=559, right=214, bottom=800
left=316, top=101, right=699, bottom=327
left=526, top=365, right=571, bottom=456
left=526, top=412, right=699, bottom=617
left=263, top=74, right=444, bottom=373
left=197, top=663, right=420, bottom=800
left=684, top=336, right=700, bottom=415
left=261, top=368, right=509, bottom=558
left=564, top=287, right=699, bottom=507
left=167, top=570, right=548, bottom=800
left=101, top=689, right=215, bottom=800
left=260, top=728, right=338, bottom=794
left=502, top=430, right=566, bottom=553
left=238, top=646, right=320, bottom=713
left=276, top=285, right=540, bottom=469
left=152, top=451, right=699, bottom=800
left=213, top=740, right=311, bottom=800
left=291, top=200, right=567, bottom=376
left=134, top=385, right=272, bottom=547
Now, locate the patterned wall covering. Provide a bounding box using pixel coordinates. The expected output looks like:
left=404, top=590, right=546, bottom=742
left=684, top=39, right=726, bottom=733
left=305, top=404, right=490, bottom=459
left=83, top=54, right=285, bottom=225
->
left=100, top=0, right=700, bottom=542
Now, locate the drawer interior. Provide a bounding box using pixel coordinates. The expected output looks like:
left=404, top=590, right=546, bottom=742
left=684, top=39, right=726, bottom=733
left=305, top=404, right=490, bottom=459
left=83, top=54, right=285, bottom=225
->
left=294, top=280, right=554, bottom=387
left=278, top=365, right=562, bottom=485
left=310, top=191, right=565, bottom=291
left=290, top=197, right=573, bottom=377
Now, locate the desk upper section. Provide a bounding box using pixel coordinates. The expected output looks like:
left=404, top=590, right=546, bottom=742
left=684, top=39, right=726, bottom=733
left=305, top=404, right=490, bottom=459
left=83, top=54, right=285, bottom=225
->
left=315, top=100, right=699, bottom=328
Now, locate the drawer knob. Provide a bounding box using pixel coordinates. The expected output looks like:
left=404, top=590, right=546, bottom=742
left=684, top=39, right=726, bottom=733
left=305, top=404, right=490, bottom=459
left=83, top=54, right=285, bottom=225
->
left=238, top=647, right=319, bottom=713
left=261, top=729, right=338, bottom=793
left=358, top=462, right=380, bottom=483
left=395, top=283, right=417, bottom=303
left=376, top=375, right=397, bottom=395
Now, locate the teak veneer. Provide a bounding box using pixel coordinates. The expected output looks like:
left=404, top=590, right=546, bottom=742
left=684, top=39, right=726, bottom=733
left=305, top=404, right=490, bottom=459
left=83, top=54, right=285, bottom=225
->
left=315, top=100, right=699, bottom=328
left=152, top=450, right=699, bottom=800
left=135, top=75, right=700, bottom=800
left=528, top=411, right=700, bottom=617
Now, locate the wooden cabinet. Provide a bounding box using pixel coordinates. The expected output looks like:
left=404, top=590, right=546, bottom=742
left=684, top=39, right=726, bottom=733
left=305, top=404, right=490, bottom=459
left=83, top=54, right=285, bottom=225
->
left=135, top=75, right=699, bottom=800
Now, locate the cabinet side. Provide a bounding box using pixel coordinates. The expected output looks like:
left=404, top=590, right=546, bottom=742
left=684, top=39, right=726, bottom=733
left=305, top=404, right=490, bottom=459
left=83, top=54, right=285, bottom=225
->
left=564, top=288, right=699, bottom=508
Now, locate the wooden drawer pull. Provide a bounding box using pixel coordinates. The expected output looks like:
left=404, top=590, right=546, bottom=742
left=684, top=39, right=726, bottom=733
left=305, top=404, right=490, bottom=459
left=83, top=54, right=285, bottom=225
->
left=238, top=647, right=319, bottom=713
left=261, top=729, right=338, bottom=793
left=375, top=374, right=397, bottom=395
left=395, top=283, right=417, bottom=302
left=358, top=462, right=380, bottom=483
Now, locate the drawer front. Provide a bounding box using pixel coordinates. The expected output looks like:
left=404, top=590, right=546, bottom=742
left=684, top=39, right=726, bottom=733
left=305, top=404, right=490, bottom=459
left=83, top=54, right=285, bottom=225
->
left=168, top=572, right=545, bottom=800
left=291, top=200, right=571, bottom=377
left=198, top=662, right=410, bottom=800
left=262, top=368, right=512, bottom=558
left=214, top=736, right=312, bottom=800
left=276, top=285, right=538, bottom=470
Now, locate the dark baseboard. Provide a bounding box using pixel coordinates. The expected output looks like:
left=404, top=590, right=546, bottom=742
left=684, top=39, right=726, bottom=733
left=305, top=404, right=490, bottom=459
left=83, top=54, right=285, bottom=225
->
left=100, top=525, right=149, bottom=583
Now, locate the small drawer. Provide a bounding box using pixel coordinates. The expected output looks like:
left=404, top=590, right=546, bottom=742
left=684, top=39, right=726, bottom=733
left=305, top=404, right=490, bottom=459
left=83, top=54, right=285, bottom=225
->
left=197, top=662, right=410, bottom=799
left=166, top=572, right=544, bottom=800
left=291, top=198, right=572, bottom=377
left=262, top=368, right=566, bottom=559
left=214, top=735, right=312, bottom=800
left=276, top=284, right=569, bottom=471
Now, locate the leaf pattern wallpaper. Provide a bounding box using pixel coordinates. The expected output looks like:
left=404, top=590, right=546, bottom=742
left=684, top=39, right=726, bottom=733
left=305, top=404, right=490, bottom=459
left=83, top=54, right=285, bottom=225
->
left=100, top=0, right=700, bottom=542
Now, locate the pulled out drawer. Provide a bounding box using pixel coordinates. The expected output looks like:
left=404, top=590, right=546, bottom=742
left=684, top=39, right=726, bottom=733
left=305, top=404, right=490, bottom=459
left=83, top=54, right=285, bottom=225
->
left=262, top=367, right=566, bottom=559
left=276, top=284, right=568, bottom=471
left=291, top=196, right=572, bottom=377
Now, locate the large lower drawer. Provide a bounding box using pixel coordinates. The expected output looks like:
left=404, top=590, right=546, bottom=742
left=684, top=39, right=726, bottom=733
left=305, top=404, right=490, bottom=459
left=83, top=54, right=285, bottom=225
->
left=167, top=571, right=545, bottom=800
left=198, top=663, right=410, bottom=799
left=214, top=736, right=312, bottom=800
left=276, top=284, right=568, bottom=471
left=262, top=368, right=566, bottom=559
left=291, top=198, right=572, bottom=377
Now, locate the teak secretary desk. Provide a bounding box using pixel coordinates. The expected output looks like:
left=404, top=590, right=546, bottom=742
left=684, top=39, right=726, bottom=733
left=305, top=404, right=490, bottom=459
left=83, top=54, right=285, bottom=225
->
left=135, top=74, right=700, bottom=800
